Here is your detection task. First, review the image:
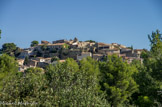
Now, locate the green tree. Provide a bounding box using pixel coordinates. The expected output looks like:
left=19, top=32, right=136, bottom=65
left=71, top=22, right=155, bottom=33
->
left=136, top=30, right=162, bottom=106
left=146, top=30, right=162, bottom=81
left=62, top=58, right=79, bottom=72
left=0, top=54, right=18, bottom=73
left=44, top=61, right=109, bottom=106
left=25, top=67, right=44, bottom=74
left=23, top=56, right=29, bottom=65
left=2, top=43, right=17, bottom=55
left=148, top=29, right=162, bottom=57
left=14, top=47, right=22, bottom=57
left=0, top=54, right=18, bottom=89
left=134, top=70, right=160, bottom=106
left=0, top=68, right=46, bottom=104
left=79, top=57, right=101, bottom=94
left=136, top=96, right=154, bottom=107
left=99, top=55, right=138, bottom=107
left=31, top=40, right=39, bottom=47
left=0, top=60, right=109, bottom=106
left=80, top=57, right=99, bottom=74
left=132, top=51, right=161, bottom=106
left=80, top=57, right=100, bottom=82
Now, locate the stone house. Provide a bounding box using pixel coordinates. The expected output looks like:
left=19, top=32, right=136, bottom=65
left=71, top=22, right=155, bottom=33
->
left=18, top=47, right=35, bottom=59
left=31, top=57, right=51, bottom=68
left=120, top=48, right=143, bottom=58
left=92, top=54, right=104, bottom=60
left=97, top=43, right=114, bottom=50
left=106, top=49, right=120, bottom=54
left=77, top=52, right=92, bottom=61
left=124, top=57, right=143, bottom=64
left=18, top=51, right=29, bottom=59
left=119, top=44, right=126, bottom=48
left=17, top=59, right=24, bottom=66
left=35, top=57, right=46, bottom=62
left=134, top=49, right=143, bottom=58
left=61, top=49, right=81, bottom=60
left=37, top=62, right=49, bottom=68
left=48, top=43, right=66, bottom=50
left=97, top=48, right=120, bottom=55
left=70, top=41, right=94, bottom=50
left=111, top=43, right=118, bottom=46
left=36, top=43, right=65, bottom=52
left=44, top=58, right=52, bottom=64
left=120, top=48, right=134, bottom=57
left=27, top=60, right=38, bottom=67
left=120, top=48, right=132, bottom=52
left=70, top=42, right=79, bottom=48
left=77, top=42, right=89, bottom=48
left=52, top=39, right=68, bottom=44
left=41, top=40, right=50, bottom=44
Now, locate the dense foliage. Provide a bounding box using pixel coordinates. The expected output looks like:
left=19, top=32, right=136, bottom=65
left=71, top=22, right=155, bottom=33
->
left=0, top=54, right=18, bottom=89
left=0, top=30, right=162, bottom=106
left=31, top=40, right=39, bottom=47
left=0, top=58, right=109, bottom=106
left=1, top=43, right=22, bottom=57
left=2, top=43, right=16, bottom=55
left=99, top=55, right=138, bottom=106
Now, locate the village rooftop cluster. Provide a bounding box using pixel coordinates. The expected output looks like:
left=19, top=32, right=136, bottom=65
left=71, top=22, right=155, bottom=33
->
left=17, top=38, right=143, bottom=72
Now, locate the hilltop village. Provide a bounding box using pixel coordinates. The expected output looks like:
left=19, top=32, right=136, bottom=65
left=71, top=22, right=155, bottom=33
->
left=17, top=38, right=143, bottom=72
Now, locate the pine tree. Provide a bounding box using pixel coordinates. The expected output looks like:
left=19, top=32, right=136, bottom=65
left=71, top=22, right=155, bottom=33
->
left=99, top=55, right=138, bottom=106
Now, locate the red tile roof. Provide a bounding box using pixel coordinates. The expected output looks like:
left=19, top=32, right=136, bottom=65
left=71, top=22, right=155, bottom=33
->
left=98, top=42, right=111, bottom=46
